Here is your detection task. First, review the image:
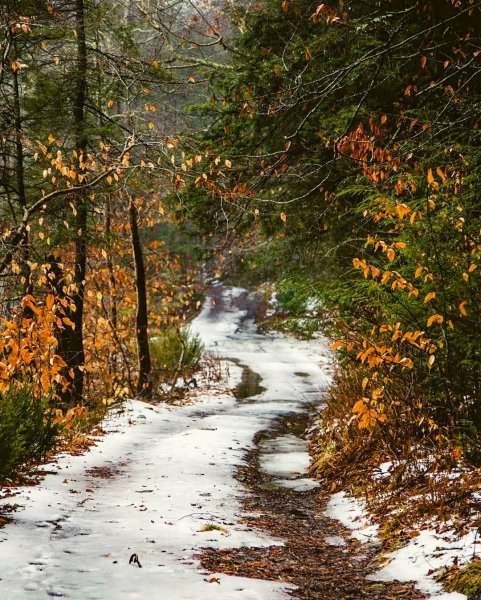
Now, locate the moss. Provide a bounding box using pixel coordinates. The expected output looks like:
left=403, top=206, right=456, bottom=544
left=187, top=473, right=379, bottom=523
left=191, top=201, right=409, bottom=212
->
left=447, top=560, right=481, bottom=598
left=198, top=523, right=229, bottom=533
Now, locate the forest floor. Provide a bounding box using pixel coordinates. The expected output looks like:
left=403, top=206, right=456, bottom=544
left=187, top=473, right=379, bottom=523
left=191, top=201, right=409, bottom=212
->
left=0, top=285, right=446, bottom=599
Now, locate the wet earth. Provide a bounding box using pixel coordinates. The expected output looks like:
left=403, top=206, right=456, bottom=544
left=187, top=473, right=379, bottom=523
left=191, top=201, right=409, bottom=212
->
left=201, top=413, right=426, bottom=599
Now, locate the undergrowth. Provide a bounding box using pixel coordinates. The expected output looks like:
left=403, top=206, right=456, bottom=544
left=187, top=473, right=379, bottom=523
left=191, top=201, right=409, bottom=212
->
left=0, top=386, right=59, bottom=480
left=440, top=559, right=481, bottom=598
left=149, top=326, right=203, bottom=394
left=308, top=369, right=481, bottom=537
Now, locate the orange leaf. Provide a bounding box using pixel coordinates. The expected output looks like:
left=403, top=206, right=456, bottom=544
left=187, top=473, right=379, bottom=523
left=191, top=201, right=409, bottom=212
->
left=427, top=314, right=444, bottom=327
left=352, top=399, right=368, bottom=414
left=46, top=294, right=55, bottom=310
left=436, top=167, right=446, bottom=183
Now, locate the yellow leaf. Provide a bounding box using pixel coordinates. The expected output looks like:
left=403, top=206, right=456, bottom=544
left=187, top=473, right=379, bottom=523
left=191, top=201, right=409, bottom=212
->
left=427, top=354, right=435, bottom=369
left=225, top=159, right=232, bottom=168
left=427, top=314, right=444, bottom=327
left=352, top=399, right=367, bottom=414
left=331, top=340, right=344, bottom=351
left=62, top=317, right=75, bottom=329
left=381, top=271, right=392, bottom=285
left=396, top=204, right=410, bottom=220
left=46, top=294, right=55, bottom=310
left=459, top=301, right=468, bottom=316
left=1, top=318, right=17, bottom=331
left=427, top=168, right=435, bottom=184
left=424, top=291, right=436, bottom=303
left=280, top=212, right=287, bottom=223
left=11, top=60, right=28, bottom=72
left=436, top=167, right=446, bottom=183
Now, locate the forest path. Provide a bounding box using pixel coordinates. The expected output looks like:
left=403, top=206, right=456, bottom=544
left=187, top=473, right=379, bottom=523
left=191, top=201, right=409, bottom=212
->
left=0, top=286, right=422, bottom=599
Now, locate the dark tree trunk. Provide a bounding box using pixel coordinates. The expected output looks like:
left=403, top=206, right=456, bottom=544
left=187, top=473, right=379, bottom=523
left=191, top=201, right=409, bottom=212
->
left=64, top=0, right=88, bottom=404
left=129, top=196, right=152, bottom=399
left=12, top=61, right=26, bottom=210
left=12, top=47, right=33, bottom=315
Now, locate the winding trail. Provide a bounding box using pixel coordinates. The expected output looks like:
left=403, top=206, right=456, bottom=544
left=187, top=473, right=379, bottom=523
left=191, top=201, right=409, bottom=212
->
left=0, top=286, right=422, bottom=599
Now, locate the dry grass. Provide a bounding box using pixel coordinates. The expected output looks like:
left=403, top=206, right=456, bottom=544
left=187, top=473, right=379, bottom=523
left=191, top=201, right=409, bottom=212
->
left=308, top=369, right=481, bottom=539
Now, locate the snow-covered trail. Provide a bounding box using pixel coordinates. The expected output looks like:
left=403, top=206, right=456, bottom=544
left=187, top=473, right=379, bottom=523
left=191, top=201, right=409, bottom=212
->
left=0, top=286, right=332, bottom=600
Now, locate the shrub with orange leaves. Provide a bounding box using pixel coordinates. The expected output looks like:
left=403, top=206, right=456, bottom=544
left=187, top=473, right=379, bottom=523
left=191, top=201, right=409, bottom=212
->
left=0, top=293, right=72, bottom=398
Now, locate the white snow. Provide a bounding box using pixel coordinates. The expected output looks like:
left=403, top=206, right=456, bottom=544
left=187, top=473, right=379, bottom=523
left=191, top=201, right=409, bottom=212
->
left=325, top=490, right=475, bottom=599
left=0, top=285, right=332, bottom=600
left=259, top=434, right=311, bottom=479
left=258, top=434, right=320, bottom=491
left=324, top=491, right=379, bottom=543
left=272, top=478, right=320, bottom=492
left=324, top=535, right=347, bottom=547
left=373, top=528, right=470, bottom=599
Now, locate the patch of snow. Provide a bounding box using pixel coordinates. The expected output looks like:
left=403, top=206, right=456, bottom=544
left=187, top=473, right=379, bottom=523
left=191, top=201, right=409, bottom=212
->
left=325, top=489, right=475, bottom=599
left=265, top=291, right=277, bottom=317
left=324, top=492, right=379, bottom=543
left=258, top=433, right=320, bottom=491
left=372, top=461, right=393, bottom=482
left=305, top=297, right=319, bottom=316
left=324, top=535, right=347, bottom=547
left=372, top=528, right=471, bottom=599
left=272, top=478, right=320, bottom=492
left=259, top=435, right=311, bottom=479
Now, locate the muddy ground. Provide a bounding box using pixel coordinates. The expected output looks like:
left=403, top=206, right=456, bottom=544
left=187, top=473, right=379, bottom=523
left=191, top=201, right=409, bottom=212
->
left=201, top=414, right=425, bottom=599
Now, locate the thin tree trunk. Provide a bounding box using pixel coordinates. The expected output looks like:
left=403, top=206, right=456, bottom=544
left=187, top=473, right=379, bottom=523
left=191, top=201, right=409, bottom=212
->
left=129, top=196, right=152, bottom=399
left=12, top=47, right=32, bottom=312
left=105, top=197, right=117, bottom=331
left=66, top=0, right=88, bottom=404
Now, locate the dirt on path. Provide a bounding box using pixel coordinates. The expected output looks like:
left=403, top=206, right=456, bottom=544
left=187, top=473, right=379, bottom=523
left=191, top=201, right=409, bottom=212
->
left=201, top=414, right=426, bottom=600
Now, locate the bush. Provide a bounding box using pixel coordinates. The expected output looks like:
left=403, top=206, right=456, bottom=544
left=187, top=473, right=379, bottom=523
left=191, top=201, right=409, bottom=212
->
left=0, top=386, right=59, bottom=480
left=274, top=284, right=308, bottom=316
left=149, top=326, right=203, bottom=385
